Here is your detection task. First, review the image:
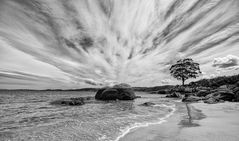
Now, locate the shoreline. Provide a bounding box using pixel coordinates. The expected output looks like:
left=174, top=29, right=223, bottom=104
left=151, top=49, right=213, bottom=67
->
left=115, top=103, right=177, bottom=141
left=119, top=101, right=239, bottom=141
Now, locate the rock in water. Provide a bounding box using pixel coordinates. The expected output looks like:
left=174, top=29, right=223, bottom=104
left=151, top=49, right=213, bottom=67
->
left=95, top=88, right=107, bottom=100
left=100, top=88, right=119, bottom=100
left=95, top=83, right=136, bottom=100
left=51, top=97, right=85, bottom=106
left=140, top=102, right=156, bottom=106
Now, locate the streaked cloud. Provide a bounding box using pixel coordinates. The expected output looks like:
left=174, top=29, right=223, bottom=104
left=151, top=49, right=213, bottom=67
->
left=0, top=0, right=239, bottom=89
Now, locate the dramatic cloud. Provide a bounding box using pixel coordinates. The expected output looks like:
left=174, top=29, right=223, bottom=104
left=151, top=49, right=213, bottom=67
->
left=213, top=55, right=239, bottom=68
left=0, top=0, right=239, bottom=89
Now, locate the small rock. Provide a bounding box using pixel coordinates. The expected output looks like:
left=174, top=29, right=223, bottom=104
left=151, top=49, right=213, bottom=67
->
left=219, top=85, right=227, bottom=89
left=196, top=90, right=210, bottom=97
left=50, top=97, right=85, bottom=106
left=140, top=102, right=156, bottom=106
left=182, top=96, right=202, bottom=102
left=204, top=97, right=218, bottom=104
left=166, top=92, right=182, bottom=98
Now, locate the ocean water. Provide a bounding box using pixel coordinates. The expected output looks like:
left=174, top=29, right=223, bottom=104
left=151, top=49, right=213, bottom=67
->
left=0, top=91, right=176, bottom=141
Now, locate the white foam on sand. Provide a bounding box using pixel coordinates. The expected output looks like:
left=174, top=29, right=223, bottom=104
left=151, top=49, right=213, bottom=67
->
left=115, top=104, right=176, bottom=141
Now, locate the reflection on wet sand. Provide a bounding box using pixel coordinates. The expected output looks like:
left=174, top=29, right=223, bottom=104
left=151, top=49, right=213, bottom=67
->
left=179, top=103, right=206, bottom=128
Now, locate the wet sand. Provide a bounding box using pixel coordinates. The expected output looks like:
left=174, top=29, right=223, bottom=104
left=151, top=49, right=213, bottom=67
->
left=119, top=101, right=239, bottom=141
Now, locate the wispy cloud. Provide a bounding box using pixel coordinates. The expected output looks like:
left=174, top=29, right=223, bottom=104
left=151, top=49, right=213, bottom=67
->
left=0, top=0, right=239, bottom=89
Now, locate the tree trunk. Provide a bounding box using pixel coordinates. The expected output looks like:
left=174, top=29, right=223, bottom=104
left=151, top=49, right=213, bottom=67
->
left=182, top=78, right=185, bottom=86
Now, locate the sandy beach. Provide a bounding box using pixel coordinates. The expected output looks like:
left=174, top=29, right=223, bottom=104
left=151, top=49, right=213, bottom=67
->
left=119, top=101, right=239, bottom=141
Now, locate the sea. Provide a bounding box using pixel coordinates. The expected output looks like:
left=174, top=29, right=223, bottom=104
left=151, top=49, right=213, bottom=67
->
left=0, top=91, right=176, bottom=141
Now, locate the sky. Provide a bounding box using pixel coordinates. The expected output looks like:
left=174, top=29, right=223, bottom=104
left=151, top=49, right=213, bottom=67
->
left=0, top=0, right=239, bottom=89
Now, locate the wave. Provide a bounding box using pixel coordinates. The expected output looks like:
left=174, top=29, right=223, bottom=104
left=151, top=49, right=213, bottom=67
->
left=114, top=104, right=176, bottom=141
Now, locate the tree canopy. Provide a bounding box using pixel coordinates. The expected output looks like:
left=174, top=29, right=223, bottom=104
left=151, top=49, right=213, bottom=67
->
left=169, top=58, right=201, bottom=86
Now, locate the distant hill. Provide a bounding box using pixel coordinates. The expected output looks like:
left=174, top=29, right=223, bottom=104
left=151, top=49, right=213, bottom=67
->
left=0, top=88, right=99, bottom=92
left=133, top=85, right=174, bottom=92
left=1, top=74, right=238, bottom=92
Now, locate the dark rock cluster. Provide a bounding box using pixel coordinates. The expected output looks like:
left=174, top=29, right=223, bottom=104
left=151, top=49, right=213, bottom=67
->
left=139, top=102, right=156, bottom=106
left=165, top=82, right=239, bottom=104
left=50, top=97, right=94, bottom=106
left=95, top=83, right=137, bottom=100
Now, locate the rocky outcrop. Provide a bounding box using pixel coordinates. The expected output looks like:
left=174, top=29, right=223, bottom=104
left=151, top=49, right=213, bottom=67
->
left=205, top=86, right=235, bottom=102
left=95, top=83, right=136, bottom=100
left=165, top=75, right=239, bottom=104
left=165, top=83, right=239, bottom=104
left=200, top=85, right=238, bottom=104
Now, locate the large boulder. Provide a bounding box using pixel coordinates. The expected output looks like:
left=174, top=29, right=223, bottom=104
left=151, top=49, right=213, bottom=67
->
left=99, top=88, right=119, bottom=100
left=95, top=88, right=108, bottom=100
left=95, top=83, right=136, bottom=100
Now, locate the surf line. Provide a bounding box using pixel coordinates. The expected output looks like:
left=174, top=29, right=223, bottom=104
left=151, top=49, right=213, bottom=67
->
left=115, top=104, right=176, bottom=141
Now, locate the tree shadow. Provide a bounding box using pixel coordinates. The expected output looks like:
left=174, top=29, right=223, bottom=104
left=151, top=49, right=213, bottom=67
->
left=178, top=103, right=206, bottom=128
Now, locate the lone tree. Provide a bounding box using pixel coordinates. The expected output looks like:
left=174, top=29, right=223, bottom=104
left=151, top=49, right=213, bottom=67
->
left=169, top=58, right=201, bottom=86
